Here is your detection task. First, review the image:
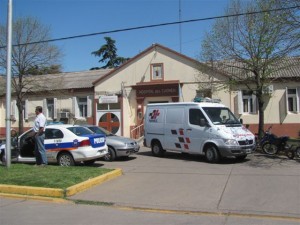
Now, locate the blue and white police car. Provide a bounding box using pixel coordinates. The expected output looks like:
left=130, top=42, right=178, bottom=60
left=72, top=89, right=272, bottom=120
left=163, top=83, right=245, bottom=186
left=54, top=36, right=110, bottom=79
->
left=0, top=124, right=107, bottom=166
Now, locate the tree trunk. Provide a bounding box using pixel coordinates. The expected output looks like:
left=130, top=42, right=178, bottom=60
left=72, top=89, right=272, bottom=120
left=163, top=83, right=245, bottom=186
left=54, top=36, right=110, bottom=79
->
left=257, top=96, right=265, bottom=139
left=16, top=99, right=24, bottom=134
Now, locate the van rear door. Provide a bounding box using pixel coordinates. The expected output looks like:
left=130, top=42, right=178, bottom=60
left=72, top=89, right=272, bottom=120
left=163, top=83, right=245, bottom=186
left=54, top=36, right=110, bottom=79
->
left=164, top=107, right=185, bottom=152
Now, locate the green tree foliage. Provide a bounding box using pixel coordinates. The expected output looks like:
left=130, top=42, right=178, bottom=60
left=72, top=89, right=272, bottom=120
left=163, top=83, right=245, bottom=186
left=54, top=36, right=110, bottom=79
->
left=200, top=0, right=300, bottom=137
left=91, top=37, right=129, bottom=69
left=0, top=17, right=62, bottom=133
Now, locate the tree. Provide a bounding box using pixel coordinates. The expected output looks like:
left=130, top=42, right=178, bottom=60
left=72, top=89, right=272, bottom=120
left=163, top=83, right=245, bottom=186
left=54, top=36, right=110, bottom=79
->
left=200, top=0, right=300, bottom=137
left=0, top=17, right=62, bottom=134
left=91, top=37, right=129, bottom=69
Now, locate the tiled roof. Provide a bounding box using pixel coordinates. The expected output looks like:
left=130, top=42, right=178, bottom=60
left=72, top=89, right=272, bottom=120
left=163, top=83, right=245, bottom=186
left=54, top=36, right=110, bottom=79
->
left=0, top=69, right=113, bottom=95
left=209, top=57, right=300, bottom=80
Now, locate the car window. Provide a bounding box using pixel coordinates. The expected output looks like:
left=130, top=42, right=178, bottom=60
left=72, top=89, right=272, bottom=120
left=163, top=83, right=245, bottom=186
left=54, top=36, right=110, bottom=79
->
left=88, top=126, right=109, bottom=135
left=189, top=108, right=206, bottom=125
left=67, top=126, right=94, bottom=136
left=45, top=128, right=64, bottom=139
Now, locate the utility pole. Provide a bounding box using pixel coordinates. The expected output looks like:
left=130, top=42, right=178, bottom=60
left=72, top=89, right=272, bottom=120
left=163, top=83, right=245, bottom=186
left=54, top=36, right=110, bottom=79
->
left=5, top=0, right=13, bottom=168
left=179, top=0, right=182, bottom=53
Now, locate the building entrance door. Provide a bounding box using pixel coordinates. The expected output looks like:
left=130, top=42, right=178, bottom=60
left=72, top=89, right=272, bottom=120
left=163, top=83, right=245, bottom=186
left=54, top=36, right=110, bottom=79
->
left=97, top=111, right=121, bottom=135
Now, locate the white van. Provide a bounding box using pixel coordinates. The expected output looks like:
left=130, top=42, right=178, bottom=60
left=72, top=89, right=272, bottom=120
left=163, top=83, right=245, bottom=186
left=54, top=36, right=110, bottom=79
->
left=143, top=100, right=255, bottom=163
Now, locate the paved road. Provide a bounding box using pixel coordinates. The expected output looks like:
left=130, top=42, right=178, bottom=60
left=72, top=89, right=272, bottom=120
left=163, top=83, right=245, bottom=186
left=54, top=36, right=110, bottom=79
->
left=1, top=146, right=300, bottom=225
left=70, top=147, right=300, bottom=217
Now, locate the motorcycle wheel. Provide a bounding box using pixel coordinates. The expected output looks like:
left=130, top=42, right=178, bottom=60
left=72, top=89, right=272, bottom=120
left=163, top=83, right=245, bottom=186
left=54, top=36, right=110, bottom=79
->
left=262, top=142, right=278, bottom=155
left=286, top=150, right=295, bottom=159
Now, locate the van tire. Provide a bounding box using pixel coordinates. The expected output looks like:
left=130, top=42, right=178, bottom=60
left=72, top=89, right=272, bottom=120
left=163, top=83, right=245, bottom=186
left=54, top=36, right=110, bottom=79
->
left=58, top=152, right=75, bottom=166
left=152, top=141, right=165, bottom=157
left=205, top=145, right=220, bottom=163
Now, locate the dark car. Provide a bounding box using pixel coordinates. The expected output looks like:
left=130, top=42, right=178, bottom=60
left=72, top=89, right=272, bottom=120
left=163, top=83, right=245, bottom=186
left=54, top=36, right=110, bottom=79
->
left=83, top=125, right=140, bottom=161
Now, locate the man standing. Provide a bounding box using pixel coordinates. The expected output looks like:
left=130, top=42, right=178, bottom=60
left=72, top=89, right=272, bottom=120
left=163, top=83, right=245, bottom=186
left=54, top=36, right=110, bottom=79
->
left=33, top=106, right=47, bottom=166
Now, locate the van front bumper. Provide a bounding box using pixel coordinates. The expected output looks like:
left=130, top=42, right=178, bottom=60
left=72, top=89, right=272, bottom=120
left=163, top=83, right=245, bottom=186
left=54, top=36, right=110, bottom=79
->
left=218, top=145, right=255, bottom=157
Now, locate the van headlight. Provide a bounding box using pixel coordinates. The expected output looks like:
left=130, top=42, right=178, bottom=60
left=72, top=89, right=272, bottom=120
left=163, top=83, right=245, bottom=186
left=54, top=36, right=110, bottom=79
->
left=224, top=139, right=239, bottom=146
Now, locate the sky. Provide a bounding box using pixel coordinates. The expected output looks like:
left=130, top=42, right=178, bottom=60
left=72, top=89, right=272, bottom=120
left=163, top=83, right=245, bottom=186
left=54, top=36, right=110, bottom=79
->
left=0, top=0, right=247, bottom=72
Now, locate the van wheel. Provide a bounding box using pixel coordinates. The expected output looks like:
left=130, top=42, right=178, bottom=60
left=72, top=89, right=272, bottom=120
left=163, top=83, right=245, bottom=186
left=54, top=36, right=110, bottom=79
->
left=152, top=141, right=165, bottom=157
left=58, top=152, right=75, bottom=166
left=205, top=145, right=220, bottom=163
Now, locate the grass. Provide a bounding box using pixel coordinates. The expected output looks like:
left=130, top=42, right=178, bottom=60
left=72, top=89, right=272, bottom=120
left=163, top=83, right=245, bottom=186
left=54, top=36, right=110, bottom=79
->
left=0, top=163, right=113, bottom=189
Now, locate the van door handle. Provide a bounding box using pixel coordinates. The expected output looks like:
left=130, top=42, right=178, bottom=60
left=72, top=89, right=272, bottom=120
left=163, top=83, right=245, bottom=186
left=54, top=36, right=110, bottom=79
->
left=187, top=129, right=192, bottom=131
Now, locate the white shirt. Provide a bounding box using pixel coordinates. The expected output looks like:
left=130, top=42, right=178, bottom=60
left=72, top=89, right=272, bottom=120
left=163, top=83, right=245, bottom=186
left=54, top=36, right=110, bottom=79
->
left=33, top=113, right=46, bottom=132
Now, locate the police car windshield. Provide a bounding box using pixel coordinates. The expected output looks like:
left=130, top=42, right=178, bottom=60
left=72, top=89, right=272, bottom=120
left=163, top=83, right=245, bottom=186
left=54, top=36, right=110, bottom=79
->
left=67, top=126, right=94, bottom=136
left=203, top=107, right=240, bottom=126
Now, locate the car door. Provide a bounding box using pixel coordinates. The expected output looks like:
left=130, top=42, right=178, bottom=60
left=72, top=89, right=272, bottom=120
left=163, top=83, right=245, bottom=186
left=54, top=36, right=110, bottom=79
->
left=45, top=128, right=64, bottom=160
left=184, top=108, right=210, bottom=154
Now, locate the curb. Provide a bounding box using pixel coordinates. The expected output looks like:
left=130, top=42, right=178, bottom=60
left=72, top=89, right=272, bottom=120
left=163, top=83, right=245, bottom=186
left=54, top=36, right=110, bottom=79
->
left=0, top=168, right=122, bottom=198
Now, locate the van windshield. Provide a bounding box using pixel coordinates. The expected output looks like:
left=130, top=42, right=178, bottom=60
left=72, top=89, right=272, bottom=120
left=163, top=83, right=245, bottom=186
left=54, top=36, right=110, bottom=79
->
left=203, top=107, right=240, bottom=126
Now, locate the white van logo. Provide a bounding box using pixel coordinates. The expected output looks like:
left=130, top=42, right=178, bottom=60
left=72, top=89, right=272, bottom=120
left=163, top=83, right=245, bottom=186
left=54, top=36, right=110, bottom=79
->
left=149, top=109, right=160, bottom=122
left=94, top=137, right=104, bottom=144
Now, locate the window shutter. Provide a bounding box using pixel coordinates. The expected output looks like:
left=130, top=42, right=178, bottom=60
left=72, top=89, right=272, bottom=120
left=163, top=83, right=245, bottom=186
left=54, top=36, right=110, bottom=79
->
left=11, top=100, right=17, bottom=119
left=285, top=87, right=289, bottom=114
left=72, top=97, right=79, bottom=118
left=237, top=90, right=243, bottom=114
left=43, top=99, right=47, bottom=117
left=252, top=94, right=257, bottom=114
left=297, top=87, right=300, bottom=113
left=279, top=88, right=287, bottom=123
left=53, top=98, right=57, bottom=119
left=87, top=96, right=92, bottom=117
left=24, top=99, right=29, bottom=120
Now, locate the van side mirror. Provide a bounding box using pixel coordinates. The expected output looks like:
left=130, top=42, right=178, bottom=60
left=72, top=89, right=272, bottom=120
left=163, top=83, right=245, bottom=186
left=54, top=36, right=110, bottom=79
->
left=240, top=118, right=243, bottom=124
left=199, top=118, right=208, bottom=127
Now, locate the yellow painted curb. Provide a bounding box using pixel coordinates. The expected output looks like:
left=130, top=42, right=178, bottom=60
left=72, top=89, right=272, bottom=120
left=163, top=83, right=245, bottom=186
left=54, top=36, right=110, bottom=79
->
left=0, top=168, right=123, bottom=198
left=66, top=168, right=123, bottom=196
left=0, top=184, right=64, bottom=197
left=0, top=192, right=72, bottom=204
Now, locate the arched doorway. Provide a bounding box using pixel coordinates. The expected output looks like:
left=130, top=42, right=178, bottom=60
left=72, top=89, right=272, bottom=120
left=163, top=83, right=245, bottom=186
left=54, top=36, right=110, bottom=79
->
left=97, top=111, right=121, bottom=135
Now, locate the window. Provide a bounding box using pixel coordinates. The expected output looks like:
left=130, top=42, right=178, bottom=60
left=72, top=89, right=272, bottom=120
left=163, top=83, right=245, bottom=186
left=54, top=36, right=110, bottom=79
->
left=47, top=99, right=54, bottom=118
left=22, top=100, right=28, bottom=120
left=45, top=129, right=63, bottom=139
left=287, top=88, right=298, bottom=112
left=78, top=97, right=87, bottom=117
left=242, top=90, right=254, bottom=113
left=189, top=109, right=206, bottom=126
left=237, top=90, right=257, bottom=114
left=73, top=96, right=92, bottom=118
left=151, top=64, right=163, bottom=81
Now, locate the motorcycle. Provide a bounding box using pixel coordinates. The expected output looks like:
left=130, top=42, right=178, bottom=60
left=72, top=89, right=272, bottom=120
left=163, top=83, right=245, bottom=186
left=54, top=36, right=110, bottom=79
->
left=260, top=126, right=295, bottom=159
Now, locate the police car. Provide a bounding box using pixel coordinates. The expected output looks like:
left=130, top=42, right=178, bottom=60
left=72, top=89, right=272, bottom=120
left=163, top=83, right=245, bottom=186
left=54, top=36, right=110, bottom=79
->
left=0, top=124, right=107, bottom=166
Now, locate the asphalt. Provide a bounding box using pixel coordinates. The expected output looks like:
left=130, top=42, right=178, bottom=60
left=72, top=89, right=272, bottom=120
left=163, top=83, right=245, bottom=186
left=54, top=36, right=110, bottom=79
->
left=1, top=146, right=300, bottom=221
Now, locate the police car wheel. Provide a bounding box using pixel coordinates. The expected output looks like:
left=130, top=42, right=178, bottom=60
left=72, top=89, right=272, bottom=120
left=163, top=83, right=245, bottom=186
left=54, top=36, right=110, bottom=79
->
left=205, top=145, right=220, bottom=163
left=58, top=152, right=75, bottom=166
left=152, top=141, right=164, bottom=157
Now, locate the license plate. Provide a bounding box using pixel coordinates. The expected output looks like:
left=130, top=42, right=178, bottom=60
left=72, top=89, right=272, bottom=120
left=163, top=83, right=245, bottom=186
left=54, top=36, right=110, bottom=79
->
left=246, top=149, right=252, bottom=153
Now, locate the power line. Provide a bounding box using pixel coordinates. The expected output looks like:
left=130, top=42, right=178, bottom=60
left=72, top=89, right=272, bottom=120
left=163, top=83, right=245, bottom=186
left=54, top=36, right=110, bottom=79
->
left=0, top=5, right=299, bottom=49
